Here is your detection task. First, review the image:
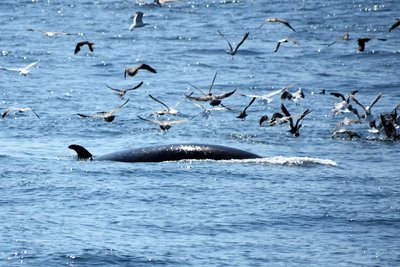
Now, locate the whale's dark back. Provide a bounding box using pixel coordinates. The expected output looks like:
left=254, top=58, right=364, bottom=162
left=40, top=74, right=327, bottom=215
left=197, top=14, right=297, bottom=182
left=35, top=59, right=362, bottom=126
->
left=96, top=143, right=261, bottom=162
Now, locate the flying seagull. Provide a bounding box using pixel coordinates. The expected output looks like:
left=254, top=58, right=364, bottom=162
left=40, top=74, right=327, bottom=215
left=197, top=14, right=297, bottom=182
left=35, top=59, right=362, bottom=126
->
left=281, top=103, right=312, bottom=137
left=273, top=38, right=300, bottom=53
left=74, top=40, right=94, bottom=54
left=137, top=115, right=186, bottom=131
left=350, top=92, right=383, bottom=129
left=26, top=28, right=71, bottom=37
left=154, top=0, right=181, bottom=6
left=217, top=30, right=249, bottom=56
left=357, top=37, right=386, bottom=52
left=237, top=97, right=257, bottom=120
left=0, top=60, right=38, bottom=76
left=2, top=106, right=40, bottom=119
left=77, top=99, right=129, bottom=122
left=328, top=32, right=349, bottom=47
left=260, top=17, right=296, bottom=32
left=124, top=63, right=156, bottom=79
left=148, top=94, right=183, bottom=117
left=186, top=72, right=236, bottom=106
left=107, top=81, right=143, bottom=98
left=389, top=18, right=400, bottom=32
left=129, top=12, right=148, bottom=31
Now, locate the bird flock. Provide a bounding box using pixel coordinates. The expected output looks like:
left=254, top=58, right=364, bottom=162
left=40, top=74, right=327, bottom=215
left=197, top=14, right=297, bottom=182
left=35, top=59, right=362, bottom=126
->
left=1, top=1, right=400, bottom=142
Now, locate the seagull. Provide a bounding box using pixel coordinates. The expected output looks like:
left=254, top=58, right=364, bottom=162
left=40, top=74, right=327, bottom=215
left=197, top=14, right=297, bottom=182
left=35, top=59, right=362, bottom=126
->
left=389, top=18, right=400, bottom=32
left=281, top=103, right=312, bottom=137
left=2, top=106, right=40, bottom=119
left=350, top=92, right=383, bottom=130
left=74, top=40, right=94, bottom=54
left=273, top=38, right=300, bottom=53
left=240, top=85, right=289, bottom=104
left=148, top=94, right=183, bottom=117
left=237, top=97, right=256, bottom=120
left=137, top=115, right=186, bottom=131
left=77, top=99, right=129, bottom=122
left=267, top=112, right=291, bottom=126
left=328, top=32, right=349, bottom=47
left=186, top=72, right=236, bottom=106
left=357, top=37, right=386, bottom=52
left=0, top=60, right=39, bottom=76
left=260, top=18, right=296, bottom=32
left=334, top=117, right=362, bottom=130
left=129, top=12, right=148, bottom=31
left=124, top=63, right=156, bottom=78
left=217, top=30, right=249, bottom=57
left=330, top=90, right=360, bottom=118
left=154, top=0, right=180, bottom=7
left=332, top=129, right=362, bottom=139
left=26, top=28, right=71, bottom=37
left=107, top=81, right=143, bottom=98
left=281, top=87, right=304, bottom=105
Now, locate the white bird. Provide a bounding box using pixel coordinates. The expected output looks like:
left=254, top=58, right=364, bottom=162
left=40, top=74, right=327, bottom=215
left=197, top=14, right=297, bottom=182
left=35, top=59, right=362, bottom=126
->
left=137, top=115, right=186, bottom=131
left=240, top=85, right=291, bottom=104
left=0, top=61, right=39, bottom=76
left=154, top=0, right=181, bottom=6
left=2, top=106, right=40, bottom=119
left=129, top=12, right=148, bottom=31
left=148, top=94, right=183, bottom=117
left=274, top=38, right=300, bottom=53
left=27, top=28, right=71, bottom=37
left=350, top=92, right=383, bottom=130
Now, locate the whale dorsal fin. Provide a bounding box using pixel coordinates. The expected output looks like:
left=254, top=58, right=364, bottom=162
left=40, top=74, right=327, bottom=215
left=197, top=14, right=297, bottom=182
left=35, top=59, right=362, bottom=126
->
left=68, top=144, right=93, bottom=160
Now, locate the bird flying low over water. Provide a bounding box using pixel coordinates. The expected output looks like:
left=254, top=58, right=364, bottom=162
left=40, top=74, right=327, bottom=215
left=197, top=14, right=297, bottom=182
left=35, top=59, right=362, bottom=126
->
left=330, top=90, right=360, bottom=118
left=357, top=37, right=387, bottom=52
left=260, top=17, right=296, bottom=32
left=217, top=30, right=249, bottom=57
left=0, top=60, right=39, bottom=76
left=281, top=103, right=312, bottom=137
left=331, top=129, right=361, bottom=139
left=154, top=0, right=181, bottom=7
left=129, top=12, right=148, bottom=31
left=137, top=115, right=186, bottom=131
left=281, top=87, right=304, bottom=104
left=237, top=97, right=256, bottom=120
left=26, top=28, right=71, bottom=37
left=2, top=106, right=40, bottom=119
left=124, top=63, right=156, bottom=78
left=186, top=72, right=236, bottom=106
left=274, top=38, right=300, bottom=53
left=148, top=94, right=183, bottom=117
left=389, top=18, right=400, bottom=32
left=107, top=81, right=143, bottom=98
left=328, top=32, right=349, bottom=47
left=350, top=92, right=383, bottom=130
left=77, top=99, right=129, bottom=122
left=74, top=40, right=94, bottom=54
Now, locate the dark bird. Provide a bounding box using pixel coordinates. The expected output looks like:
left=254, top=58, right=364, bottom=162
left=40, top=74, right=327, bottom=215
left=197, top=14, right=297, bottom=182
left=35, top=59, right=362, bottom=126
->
left=268, top=112, right=291, bottom=126
left=74, top=40, right=94, bottom=54
left=237, top=97, right=256, bottom=120
left=186, top=72, right=236, bottom=106
left=328, top=32, right=349, bottom=47
left=260, top=17, right=296, bottom=32
left=107, top=81, right=143, bottom=98
left=281, top=87, right=304, bottom=105
left=389, top=18, right=400, bottom=32
left=217, top=30, right=249, bottom=56
left=137, top=115, right=186, bottom=131
left=357, top=37, right=386, bottom=52
left=2, top=106, right=40, bottom=119
left=274, top=38, right=300, bottom=53
left=77, top=99, right=129, bottom=122
left=124, top=63, right=156, bottom=79
left=259, top=115, right=269, bottom=126
left=281, top=103, right=312, bottom=137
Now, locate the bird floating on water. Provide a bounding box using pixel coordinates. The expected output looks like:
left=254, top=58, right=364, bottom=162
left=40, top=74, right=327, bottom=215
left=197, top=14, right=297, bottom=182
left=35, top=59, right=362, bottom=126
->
left=77, top=99, right=129, bottom=122
left=124, top=63, right=156, bottom=78
left=129, top=12, right=148, bottom=31
left=0, top=60, right=39, bottom=76
left=107, top=81, right=143, bottom=99
left=217, top=30, right=249, bottom=57
left=74, top=40, right=94, bottom=54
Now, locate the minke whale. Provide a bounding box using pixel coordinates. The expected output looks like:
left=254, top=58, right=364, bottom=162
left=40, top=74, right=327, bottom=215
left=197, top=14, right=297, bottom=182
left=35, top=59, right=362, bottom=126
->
left=68, top=143, right=261, bottom=162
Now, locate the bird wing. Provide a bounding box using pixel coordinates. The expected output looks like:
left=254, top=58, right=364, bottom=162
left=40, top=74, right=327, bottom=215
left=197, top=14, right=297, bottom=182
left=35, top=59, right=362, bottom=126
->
left=23, top=61, right=39, bottom=70
left=138, top=63, right=157, bottom=73
left=126, top=81, right=144, bottom=91
left=280, top=103, right=293, bottom=128
left=369, top=92, right=383, bottom=110
left=330, top=92, right=346, bottom=101
left=137, top=115, right=162, bottom=125
left=232, top=32, right=249, bottom=54
left=213, top=89, right=237, bottom=100
left=167, top=119, right=187, bottom=125
left=149, top=94, right=170, bottom=110
left=208, top=72, right=217, bottom=95
left=109, top=99, right=130, bottom=115
left=389, top=19, right=400, bottom=32
left=74, top=43, right=81, bottom=54
left=273, top=40, right=282, bottom=53
left=281, top=20, right=296, bottom=32
left=217, top=30, right=233, bottom=53
left=243, top=97, right=256, bottom=113
left=187, top=82, right=208, bottom=97
left=349, top=94, right=366, bottom=112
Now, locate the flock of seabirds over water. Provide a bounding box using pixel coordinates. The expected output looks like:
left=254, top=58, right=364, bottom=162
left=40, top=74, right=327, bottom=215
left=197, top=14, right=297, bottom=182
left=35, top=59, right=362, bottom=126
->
left=1, top=0, right=400, bottom=162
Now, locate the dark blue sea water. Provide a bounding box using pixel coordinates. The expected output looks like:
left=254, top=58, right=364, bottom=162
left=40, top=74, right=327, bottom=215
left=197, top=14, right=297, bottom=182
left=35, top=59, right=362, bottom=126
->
left=1, top=0, right=400, bottom=266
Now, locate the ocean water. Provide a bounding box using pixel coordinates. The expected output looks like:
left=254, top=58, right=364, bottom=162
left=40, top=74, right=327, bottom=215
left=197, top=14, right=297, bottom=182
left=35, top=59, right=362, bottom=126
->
left=1, top=0, right=400, bottom=266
